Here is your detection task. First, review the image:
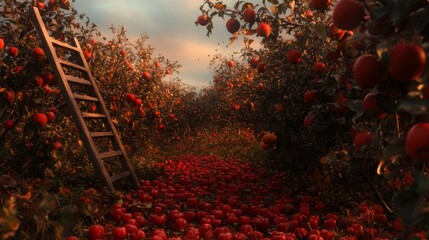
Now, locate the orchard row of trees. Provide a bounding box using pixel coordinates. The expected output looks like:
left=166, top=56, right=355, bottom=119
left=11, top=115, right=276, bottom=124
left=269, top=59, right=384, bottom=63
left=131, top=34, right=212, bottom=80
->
left=191, top=0, right=429, bottom=233
left=0, top=0, right=208, bottom=178
left=0, top=0, right=428, bottom=238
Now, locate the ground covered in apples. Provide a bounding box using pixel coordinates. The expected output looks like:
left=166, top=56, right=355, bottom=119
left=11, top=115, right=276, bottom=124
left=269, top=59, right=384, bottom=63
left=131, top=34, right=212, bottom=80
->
left=90, top=155, right=420, bottom=240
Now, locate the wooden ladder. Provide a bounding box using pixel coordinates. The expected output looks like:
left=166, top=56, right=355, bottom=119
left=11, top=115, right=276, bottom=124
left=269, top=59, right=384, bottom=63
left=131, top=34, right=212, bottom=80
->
left=29, top=7, right=139, bottom=192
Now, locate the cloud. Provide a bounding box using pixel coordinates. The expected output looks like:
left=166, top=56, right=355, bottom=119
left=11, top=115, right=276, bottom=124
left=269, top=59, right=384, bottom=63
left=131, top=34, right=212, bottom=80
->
left=73, top=0, right=257, bottom=90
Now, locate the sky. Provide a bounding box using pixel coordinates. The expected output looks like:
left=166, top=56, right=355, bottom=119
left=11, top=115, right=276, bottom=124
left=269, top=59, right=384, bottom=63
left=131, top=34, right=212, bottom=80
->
left=73, top=0, right=246, bottom=90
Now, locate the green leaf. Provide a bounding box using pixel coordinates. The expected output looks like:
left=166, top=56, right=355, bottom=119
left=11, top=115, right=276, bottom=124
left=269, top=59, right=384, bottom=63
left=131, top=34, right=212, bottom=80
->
left=413, top=173, right=429, bottom=194
left=346, top=99, right=362, bottom=113
left=313, top=24, right=327, bottom=41
left=385, top=0, right=425, bottom=25
left=379, top=97, right=397, bottom=114
left=392, top=172, right=429, bottom=227
left=267, top=0, right=280, bottom=5
left=398, top=98, right=429, bottom=115
left=382, top=138, right=406, bottom=162
left=277, top=3, right=288, bottom=15
left=58, top=205, right=75, bottom=239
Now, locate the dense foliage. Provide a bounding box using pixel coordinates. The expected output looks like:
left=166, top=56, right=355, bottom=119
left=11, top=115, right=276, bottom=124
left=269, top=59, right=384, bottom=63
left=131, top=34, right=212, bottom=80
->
left=0, top=0, right=428, bottom=239
left=192, top=0, right=429, bottom=237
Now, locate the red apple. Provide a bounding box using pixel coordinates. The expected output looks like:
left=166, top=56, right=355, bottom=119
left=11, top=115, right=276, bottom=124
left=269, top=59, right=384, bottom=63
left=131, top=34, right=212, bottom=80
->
left=332, top=0, right=366, bottom=30
left=7, top=47, right=19, bottom=57
left=156, top=123, right=165, bottom=131
left=126, top=93, right=136, bottom=103
left=218, top=232, right=233, bottom=240
left=135, top=215, right=146, bottom=227
left=354, top=132, right=372, bottom=150
left=257, top=62, right=267, bottom=73
left=324, top=218, right=337, bottom=229
left=311, top=0, right=331, bottom=10
left=304, top=90, right=317, bottom=104
left=125, top=224, right=138, bottom=234
left=143, top=71, right=151, bottom=81
left=40, top=72, right=56, bottom=85
left=242, top=8, right=256, bottom=23
left=83, top=48, right=92, bottom=59
left=3, top=90, right=15, bottom=104
left=336, top=97, right=350, bottom=112
left=34, top=76, right=43, bottom=87
left=48, top=0, right=56, bottom=9
left=88, top=224, right=104, bottom=240
left=226, top=18, right=240, bottom=34
left=228, top=60, right=235, bottom=68
left=239, top=224, right=253, bottom=235
left=233, top=233, right=246, bottom=240
left=46, top=111, right=56, bottom=123
left=174, top=218, right=189, bottom=231
left=31, top=47, right=45, bottom=59
left=184, top=211, right=196, bottom=222
left=247, top=231, right=263, bottom=240
left=262, top=132, right=278, bottom=145
left=37, top=2, right=46, bottom=9
left=198, top=15, right=209, bottom=26
left=304, top=115, right=314, bottom=127
left=353, top=54, right=385, bottom=88
left=362, top=93, right=387, bottom=119
left=151, top=229, right=167, bottom=240
left=313, top=62, right=326, bottom=73
left=3, top=120, right=15, bottom=129
left=249, top=57, right=260, bottom=68
left=113, top=227, right=127, bottom=240
left=32, top=113, right=48, bottom=127
left=199, top=223, right=213, bottom=237
left=150, top=214, right=167, bottom=226
left=295, top=227, right=309, bottom=239
left=134, top=98, right=142, bottom=106
left=43, top=84, right=52, bottom=94
left=0, top=38, right=4, bottom=50
left=287, top=50, right=302, bottom=64
left=273, top=103, right=286, bottom=113
left=406, top=123, right=429, bottom=163
left=325, top=49, right=341, bottom=62
left=130, top=230, right=146, bottom=240
left=320, top=230, right=335, bottom=240
left=388, top=44, right=427, bottom=81
left=183, top=227, right=200, bottom=240
left=256, top=23, right=271, bottom=37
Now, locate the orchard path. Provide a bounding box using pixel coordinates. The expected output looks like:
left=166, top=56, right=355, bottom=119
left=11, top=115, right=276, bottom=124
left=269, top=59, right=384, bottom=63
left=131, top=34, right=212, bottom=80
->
left=103, top=155, right=404, bottom=240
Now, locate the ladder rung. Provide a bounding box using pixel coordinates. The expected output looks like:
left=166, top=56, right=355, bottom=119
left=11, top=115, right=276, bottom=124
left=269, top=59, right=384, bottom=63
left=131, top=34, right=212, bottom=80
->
left=58, top=58, right=87, bottom=72
left=30, top=6, right=140, bottom=192
left=111, top=171, right=132, bottom=182
left=74, top=93, right=99, bottom=102
left=90, top=131, right=114, bottom=138
left=65, top=75, right=92, bottom=85
left=51, top=38, right=79, bottom=52
left=81, top=112, right=106, bottom=118
left=99, top=150, right=123, bottom=159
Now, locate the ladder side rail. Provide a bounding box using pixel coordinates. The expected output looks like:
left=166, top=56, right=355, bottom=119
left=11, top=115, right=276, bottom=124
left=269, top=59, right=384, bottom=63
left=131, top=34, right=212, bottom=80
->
left=29, top=7, right=116, bottom=191
left=72, top=37, right=140, bottom=187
